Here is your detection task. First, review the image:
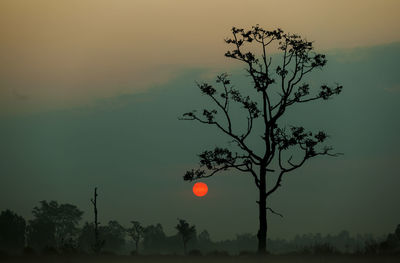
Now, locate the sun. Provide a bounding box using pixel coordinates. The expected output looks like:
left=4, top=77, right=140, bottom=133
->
left=193, top=182, right=208, bottom=197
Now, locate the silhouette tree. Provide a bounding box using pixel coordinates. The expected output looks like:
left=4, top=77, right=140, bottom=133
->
left=77, top=222, right=96, bottom=253
left=77, top=220, right=125, bottom=254
left=198, top=230, right=211, bottom=243
left=101, top=220, right=126, bottom=253
left=197, top=230, right=212, bottom=252
left=0, top=210, right=26, bottom=253
left=127, top=221, right=144, bottom=254
left=175, top=219, right=196, bottom=255
left=180, top=25, right=342, bottom=253
left=380, top=224, right=400, bottom=254
left=26, top=216, right=56, bottom=252
left=198, top=230, right=211, bottom=242
left=27, top=200, right=83, bottom=251
left=142, top=223, right=166, bottom=253
left=90, top=187, right=104, bottom=254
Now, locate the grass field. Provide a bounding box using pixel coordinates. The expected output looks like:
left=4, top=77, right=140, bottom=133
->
left=1, top=255, right=399, bottom=263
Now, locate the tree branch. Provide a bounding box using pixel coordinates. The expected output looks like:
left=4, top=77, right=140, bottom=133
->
left=267, top=207, right=284, bottom=218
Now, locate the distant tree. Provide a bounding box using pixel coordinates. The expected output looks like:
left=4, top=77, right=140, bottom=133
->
left=180, top=25, right=342, bottom=253
left=197, top=230, right=212, bottom=252
left=198, top=230, right=211, bottom=244
left=26, top=217, right=56, bottom=251
left=364, top=239, right=380, bottom=255
left=77, top=220, right=126, bottom=254
left=142, top=223, right=166, bottom=253
left=90, top=187, right=104, bottom=254
left=77, top=222, right=96, bottom=253
left=127, top=221, right=144, bottom=254
left=27, top=200, right=83, bottom=251
left=0, top=210, right=26, bottom=253
left=101, top=220, right=126, bottom=253
left=199, top=230, right=211, bottom=242
left=175, top=219, right=196, bottom=255
left=380, top=224, right=400, bottom=254
left=235, top=233, right=257, bottom=252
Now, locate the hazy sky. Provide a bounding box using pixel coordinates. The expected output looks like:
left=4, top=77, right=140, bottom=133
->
left=1, top=1, right=400, bottom=241
left=1, top=0, right=400, bottom=113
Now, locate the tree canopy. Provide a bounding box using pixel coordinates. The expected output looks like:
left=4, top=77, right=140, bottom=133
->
left=27, top=200, right=83, bottom=250
left=181, top=25, right=342, bottom=253
left=176, top=219, right=196, bottom=255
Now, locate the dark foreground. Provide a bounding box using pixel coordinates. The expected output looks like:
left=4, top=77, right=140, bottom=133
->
left=1, top=255, right=399, bottom=263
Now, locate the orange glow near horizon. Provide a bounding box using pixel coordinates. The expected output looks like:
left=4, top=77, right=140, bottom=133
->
left=193, top=182, right=208, bottom=197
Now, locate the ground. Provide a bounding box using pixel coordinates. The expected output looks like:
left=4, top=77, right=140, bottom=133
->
left=1, top=255, right=399, bottom=263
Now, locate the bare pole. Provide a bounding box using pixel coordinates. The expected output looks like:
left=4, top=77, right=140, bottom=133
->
left=90, top=187, right=102, bottom=254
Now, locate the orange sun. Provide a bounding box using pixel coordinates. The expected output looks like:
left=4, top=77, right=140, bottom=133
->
left=193, top=182, right=208, bottom=197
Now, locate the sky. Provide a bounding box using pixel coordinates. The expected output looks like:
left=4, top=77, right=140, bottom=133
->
left=0, top=0, right=400, bottom=241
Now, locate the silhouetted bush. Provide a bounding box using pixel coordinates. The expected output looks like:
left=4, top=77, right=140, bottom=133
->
left=0, top=210, right=26, bottom=253
left=379, top=224, right=400, bottom=255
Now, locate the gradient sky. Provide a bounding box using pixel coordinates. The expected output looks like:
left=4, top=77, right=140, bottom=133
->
left=1, top=0, right=400, bottom=241
left=1, top=0, right=400, bottom=113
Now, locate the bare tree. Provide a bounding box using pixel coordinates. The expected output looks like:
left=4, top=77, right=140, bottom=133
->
left=175, top=219, right=196, bottom=255
left=90, top=187, right=104, bottom=254
left=127, top=221, right=144, bottom=254
left=180, top=25, right=342, bottom=253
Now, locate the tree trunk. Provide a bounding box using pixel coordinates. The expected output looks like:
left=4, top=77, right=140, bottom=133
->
left=257, top=165, right=267, bottom=254
left=135, top=240, right=139, bottom=254
left=91, top=187, right=102, bottom=254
